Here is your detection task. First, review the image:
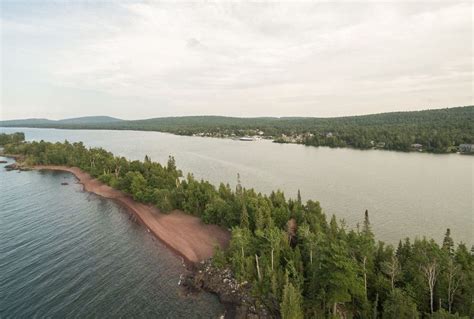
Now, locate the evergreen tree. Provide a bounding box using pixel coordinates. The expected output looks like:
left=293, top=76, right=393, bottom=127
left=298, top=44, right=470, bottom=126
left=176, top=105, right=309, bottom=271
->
left=280, top=276, right=304, bottom=319
left=240, top=202, right=249, bottom=229
left=442, top=228, right=455, bottom=257
left=382, top=289, right=419, bottom=319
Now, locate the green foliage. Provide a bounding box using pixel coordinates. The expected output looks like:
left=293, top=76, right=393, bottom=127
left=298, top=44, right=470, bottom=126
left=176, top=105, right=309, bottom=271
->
left=430, top=309, right=468, bottom=319
left=382, top=289, right=419, bottom=319
left=0, top=132, right=25, bottom=146
left=3, top=134, right=474, bottom=319
left=280, top=276, right=304, bottom=319
left=212, top=245, right=226, bottom=268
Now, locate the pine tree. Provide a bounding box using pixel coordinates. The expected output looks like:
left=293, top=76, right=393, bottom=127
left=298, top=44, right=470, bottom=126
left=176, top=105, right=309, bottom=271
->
left=240, top=202, right=249, bottom=229
left=442, top=228, right=455, bottom=257
left=362, top=209, right=373, bottom=238
left=280, top=275, right=304, bottom=319
left=316, top=238, right=364, bottom=316
left=382, top=289, right=419, bottom=319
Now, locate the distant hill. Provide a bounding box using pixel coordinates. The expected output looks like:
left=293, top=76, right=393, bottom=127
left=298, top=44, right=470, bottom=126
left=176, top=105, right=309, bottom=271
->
left=0, top=118, right=55, bottom=126
left=0, top=116, right=123, bottom=127
left=57, top=116, right=123, bottom=125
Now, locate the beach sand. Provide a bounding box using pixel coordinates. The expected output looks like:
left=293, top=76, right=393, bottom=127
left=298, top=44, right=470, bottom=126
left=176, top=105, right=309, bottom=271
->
left=34, top=165, right=230, bottom=264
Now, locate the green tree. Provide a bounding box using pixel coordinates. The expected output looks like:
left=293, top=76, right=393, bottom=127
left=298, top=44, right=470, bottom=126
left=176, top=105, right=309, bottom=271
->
left=442, top=228, right=455, bottom=257
left=431, top=309, right=467, bottom=319
left=280, top=276, right=304, bottom=319
left=382, top=289, right=419, bottom=319
left=130, top=171, right=147, bottom=201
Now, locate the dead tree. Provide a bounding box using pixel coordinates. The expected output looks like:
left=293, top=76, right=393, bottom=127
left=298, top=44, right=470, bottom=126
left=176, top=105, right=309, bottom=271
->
left=446, top=260, right=461, bottom=313
left=422, top=259, right=439, bottom=314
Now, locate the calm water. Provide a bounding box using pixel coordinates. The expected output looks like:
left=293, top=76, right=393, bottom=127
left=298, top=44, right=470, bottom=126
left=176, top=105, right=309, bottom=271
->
left=0, top=157, right=224, bottom=318
left=1, top=127, right=473, bottom=246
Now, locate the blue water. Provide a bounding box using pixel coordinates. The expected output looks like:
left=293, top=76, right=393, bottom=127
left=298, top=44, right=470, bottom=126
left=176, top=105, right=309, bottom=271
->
left=0, top=157, right=224, bottom=318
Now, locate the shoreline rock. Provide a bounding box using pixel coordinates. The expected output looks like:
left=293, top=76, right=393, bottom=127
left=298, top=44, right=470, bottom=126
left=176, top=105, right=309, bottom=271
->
left=4, top=162, right=31, bottom=171
left=181, top=260, right=273, bottom=319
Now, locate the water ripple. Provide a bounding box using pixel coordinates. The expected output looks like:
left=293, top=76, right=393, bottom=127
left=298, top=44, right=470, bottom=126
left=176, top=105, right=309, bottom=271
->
left=0, top=168, right=224, bottom=318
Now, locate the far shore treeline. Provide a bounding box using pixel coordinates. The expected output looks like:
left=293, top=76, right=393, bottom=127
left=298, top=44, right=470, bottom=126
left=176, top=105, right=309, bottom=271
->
left=1, top=106, right=473, bottom=153
left=1, top=133, right=473, bottom=318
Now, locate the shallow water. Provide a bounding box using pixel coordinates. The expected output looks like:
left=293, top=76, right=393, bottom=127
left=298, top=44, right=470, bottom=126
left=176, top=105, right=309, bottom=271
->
left=0, top=158, right=224, bottom=318
left=1, top=127, right=472, bottom=246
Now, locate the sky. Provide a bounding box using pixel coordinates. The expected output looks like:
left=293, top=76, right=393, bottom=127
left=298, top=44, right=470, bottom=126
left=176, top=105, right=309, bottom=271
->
left=0, top=0, right=472, bottom=120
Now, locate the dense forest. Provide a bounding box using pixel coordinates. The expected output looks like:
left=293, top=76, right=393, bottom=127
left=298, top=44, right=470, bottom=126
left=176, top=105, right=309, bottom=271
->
left=0, top=132, right=25, bottom=145
left=1, top=135, right=473, bottom=318
left=1, top=106, right=473, bottom=153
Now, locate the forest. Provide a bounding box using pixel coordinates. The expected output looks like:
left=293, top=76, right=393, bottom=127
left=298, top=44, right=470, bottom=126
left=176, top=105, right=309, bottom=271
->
left=1, top=135, right=473, bottom=319
left=1, top=106, right=473, bottom=153
left=0, top=132, right=25, bottom=145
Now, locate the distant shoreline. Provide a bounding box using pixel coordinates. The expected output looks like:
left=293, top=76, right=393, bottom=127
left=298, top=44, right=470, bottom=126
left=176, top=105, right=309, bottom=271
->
left=6, top=161, right=230, bottom=265
left=1, top=125, right=471, bottom=156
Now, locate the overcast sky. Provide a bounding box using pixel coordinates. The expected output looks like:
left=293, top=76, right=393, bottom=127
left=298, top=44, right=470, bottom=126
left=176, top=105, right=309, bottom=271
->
left=1, top=1, right=472, bottom=120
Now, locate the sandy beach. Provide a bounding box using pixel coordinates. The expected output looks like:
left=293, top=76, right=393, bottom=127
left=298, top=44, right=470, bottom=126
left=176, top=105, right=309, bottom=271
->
left=34, top=165, right=230, bottom=264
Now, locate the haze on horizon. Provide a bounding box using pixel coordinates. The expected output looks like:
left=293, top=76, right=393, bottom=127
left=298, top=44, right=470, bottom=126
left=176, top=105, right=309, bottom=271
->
left=1, top=0, right=472, bottom=121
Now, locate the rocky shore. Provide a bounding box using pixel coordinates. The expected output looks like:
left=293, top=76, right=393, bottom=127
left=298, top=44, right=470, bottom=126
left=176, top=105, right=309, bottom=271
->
left=181, top=260, right=273, bottom=319
left=4, top=162, right=31, bottom=171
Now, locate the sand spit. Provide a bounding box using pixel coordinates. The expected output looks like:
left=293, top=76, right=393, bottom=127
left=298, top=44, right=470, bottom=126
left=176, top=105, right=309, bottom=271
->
left=34, top=165, right=230, bottom=264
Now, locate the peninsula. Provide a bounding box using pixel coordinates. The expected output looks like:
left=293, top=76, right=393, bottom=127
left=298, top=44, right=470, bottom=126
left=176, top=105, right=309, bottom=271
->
left=1, top=133, right=473, bottom=318
left=35, top=165, right=229, bottom=264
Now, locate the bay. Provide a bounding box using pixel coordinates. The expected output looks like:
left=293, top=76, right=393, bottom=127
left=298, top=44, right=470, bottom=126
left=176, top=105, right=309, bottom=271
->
left=1, top=127, right=472, bottom=245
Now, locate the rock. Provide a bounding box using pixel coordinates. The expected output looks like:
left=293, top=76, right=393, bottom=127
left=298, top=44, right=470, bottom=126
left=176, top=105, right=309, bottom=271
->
left=4, top=163, right=18, bottom=171
left=61, top=182, right=69, bottom=185
left=181, top=260, right=273, bottom=319
left=0, top=160, right=7, bottom=164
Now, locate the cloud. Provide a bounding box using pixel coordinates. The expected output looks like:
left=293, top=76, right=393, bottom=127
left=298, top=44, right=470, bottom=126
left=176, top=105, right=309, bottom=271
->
left=2, top=1, right=472, bottom=118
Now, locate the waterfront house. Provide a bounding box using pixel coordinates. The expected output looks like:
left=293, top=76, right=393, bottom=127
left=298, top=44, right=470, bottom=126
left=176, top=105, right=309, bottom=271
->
left=411, top=143, right=423, bottom=151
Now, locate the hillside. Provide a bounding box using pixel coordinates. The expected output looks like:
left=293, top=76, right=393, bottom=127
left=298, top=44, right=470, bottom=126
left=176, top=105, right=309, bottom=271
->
left=57, top=116, right=123, bottom=125
left=0, top=116, right=122, bottom=127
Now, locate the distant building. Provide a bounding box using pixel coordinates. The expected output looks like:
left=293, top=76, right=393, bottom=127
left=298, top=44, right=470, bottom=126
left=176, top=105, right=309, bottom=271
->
left=376, top=142, right=385, bottom=148
left=459, top=144, right=474, bottom=153
left=411, top=143, right=423, bottom=151
left=325, top=132, right=333, bottom=138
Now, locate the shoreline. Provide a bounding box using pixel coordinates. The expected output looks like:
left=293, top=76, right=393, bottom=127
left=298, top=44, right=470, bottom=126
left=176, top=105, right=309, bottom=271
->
left=2, top=158, right=251, bottom=317
left=13, top=162, right=230, bottom=265
left=1, top=126, right=466, bottom=155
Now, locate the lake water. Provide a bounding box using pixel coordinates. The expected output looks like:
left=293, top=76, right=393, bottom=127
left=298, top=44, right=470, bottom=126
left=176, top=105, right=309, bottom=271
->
left=1, top=127, right=472, bottom=246
left=0, top=157, right=224, bottom=318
